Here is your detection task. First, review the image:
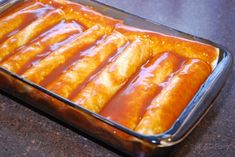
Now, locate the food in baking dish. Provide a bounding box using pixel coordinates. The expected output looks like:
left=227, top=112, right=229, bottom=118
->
left=0, top=0, right=219, bottom=135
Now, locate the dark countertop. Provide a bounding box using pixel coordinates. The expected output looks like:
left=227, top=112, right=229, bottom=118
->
left=0, top=0, right=234, bottom=156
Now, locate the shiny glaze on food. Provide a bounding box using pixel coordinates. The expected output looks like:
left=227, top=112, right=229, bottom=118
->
left=0, top=0, right=217, bottom=135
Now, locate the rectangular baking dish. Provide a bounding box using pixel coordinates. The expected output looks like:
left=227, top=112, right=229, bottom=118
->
left=0, top=0, right=233, bottom=156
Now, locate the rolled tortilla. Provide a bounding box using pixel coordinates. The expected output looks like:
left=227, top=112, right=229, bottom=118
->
left=100, top=52, right=184, bottom=130
left=135, top=59, right=211, bottom=135
left=0, top=0, right=45, bottom=18
left=47, top=31, right=127, bottom=98
left=0, top=2, right=47, bottom=40
left=0, top=9, right=64, bottom=62
left=1, top=21, right=82, bottom=74
left=22, top=24, right=106, bottom=84
left=115, top=24, right=219, bottom=69
left=72, top=38, right=152, bottom=113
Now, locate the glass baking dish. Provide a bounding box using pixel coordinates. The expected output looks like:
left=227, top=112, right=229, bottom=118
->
left=0, top=0, right=233, bottom=156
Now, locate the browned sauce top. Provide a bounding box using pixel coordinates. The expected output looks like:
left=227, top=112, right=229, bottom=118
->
left=0, top=0, right=216, bottom=135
